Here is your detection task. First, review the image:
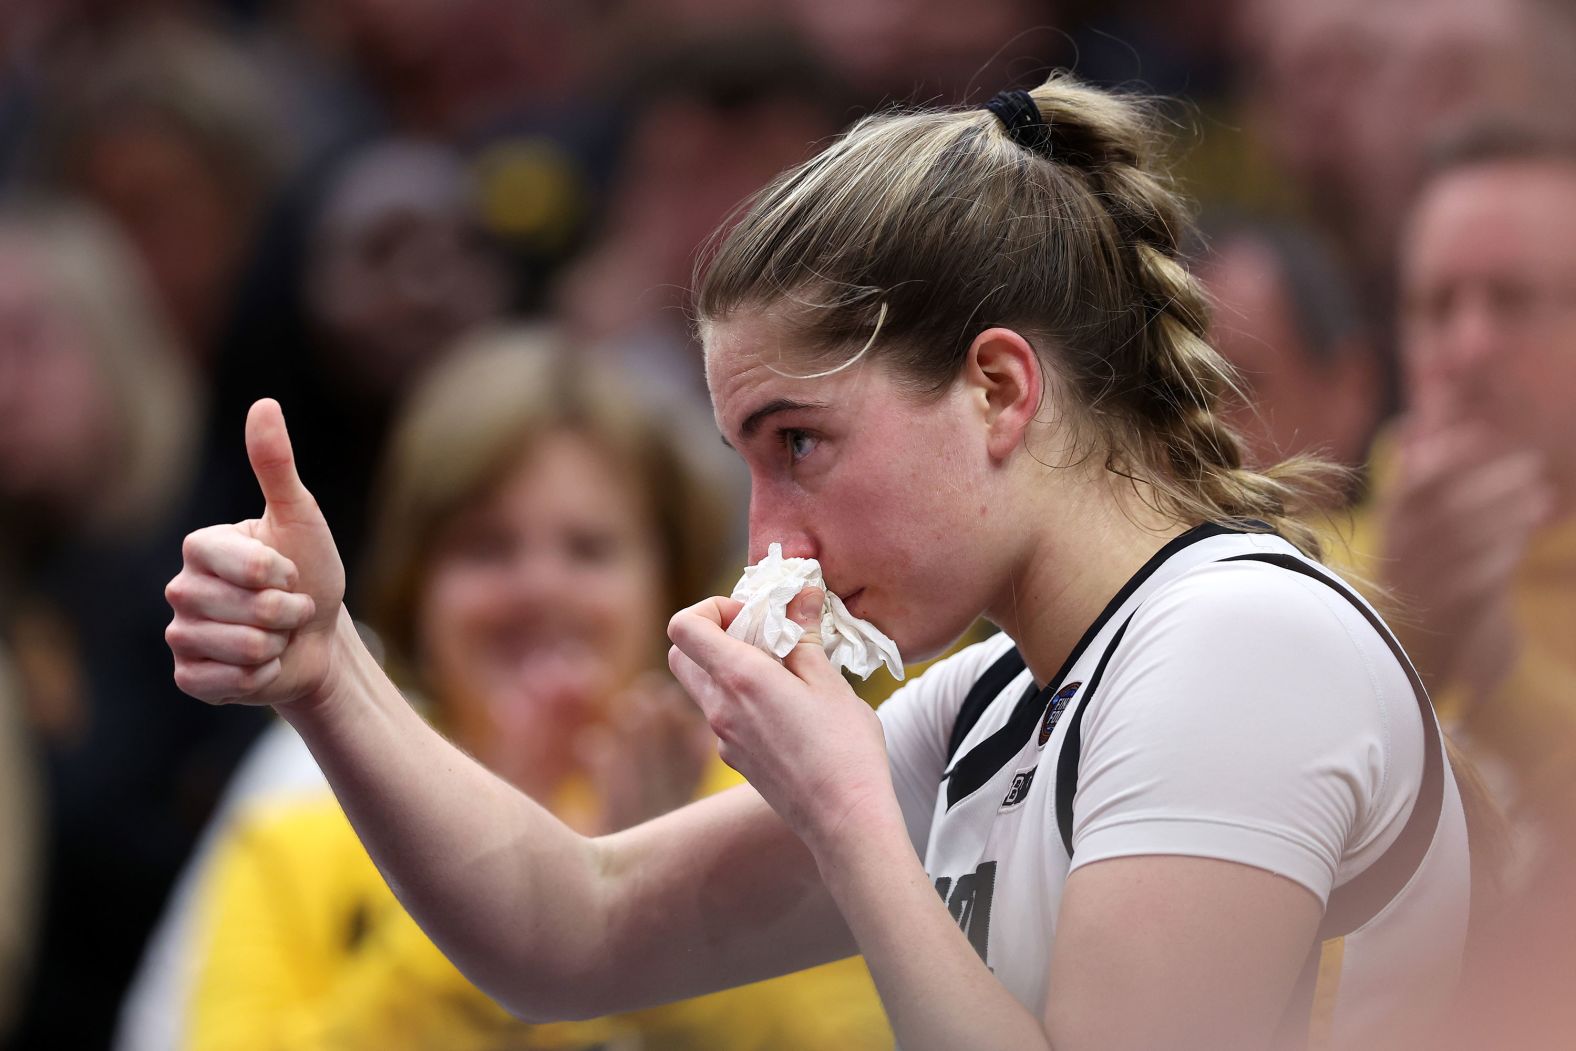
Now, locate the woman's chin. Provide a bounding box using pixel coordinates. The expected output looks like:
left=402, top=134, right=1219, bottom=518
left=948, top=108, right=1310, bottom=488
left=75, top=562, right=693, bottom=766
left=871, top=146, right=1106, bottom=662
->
left=894, top=615, right=991, bottom=667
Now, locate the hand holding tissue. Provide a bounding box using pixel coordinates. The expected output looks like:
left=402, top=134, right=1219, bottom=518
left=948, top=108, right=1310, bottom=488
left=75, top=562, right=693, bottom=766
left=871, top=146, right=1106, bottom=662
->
left=725, top=543, right=904, bottom=680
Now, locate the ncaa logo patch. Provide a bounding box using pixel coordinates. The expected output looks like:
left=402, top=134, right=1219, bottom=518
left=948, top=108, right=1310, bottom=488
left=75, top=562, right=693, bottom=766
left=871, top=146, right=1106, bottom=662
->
left=1038, top=681, right=1081, bottom=746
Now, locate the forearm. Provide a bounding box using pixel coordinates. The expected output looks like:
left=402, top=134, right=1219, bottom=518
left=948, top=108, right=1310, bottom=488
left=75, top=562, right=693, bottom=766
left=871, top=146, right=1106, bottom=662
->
left=278, top=608, right=612, bottom=1017
left=812, top=794, right=1052, bottom=1051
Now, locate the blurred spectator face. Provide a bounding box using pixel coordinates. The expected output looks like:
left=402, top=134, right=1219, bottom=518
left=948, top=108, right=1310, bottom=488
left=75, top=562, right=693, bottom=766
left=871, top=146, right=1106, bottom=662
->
left=311, top=0, right=588, bottom=132
left=1350, top=0, right=1556, bottom=252
left=70, top=114, right=241, bottom=358
left=1247, top=0, right=1575, bottom=269
left=1204, top=238, right=1378, bottom=469
left=414, top=430, right=667, bottom=745
left=556, top=75, right=843, bottom=353
left=785, top=0, right=1039, bottom=101
left=307, top=142, right=509, bottom=398
left=42, top=20, right=286, bottom=361
left=0, top=239, right=114, bottom=517
left=623, top=93, right=831, bottom=276
left=1242, top=0, right=1378, bottom=215
left=1402, top=160, right=1576, bottom=483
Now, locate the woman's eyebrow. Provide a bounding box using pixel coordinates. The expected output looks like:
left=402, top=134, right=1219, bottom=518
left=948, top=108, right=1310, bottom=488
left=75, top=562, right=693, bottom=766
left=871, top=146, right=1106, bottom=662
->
left=723, top=398, right=828, bottom=448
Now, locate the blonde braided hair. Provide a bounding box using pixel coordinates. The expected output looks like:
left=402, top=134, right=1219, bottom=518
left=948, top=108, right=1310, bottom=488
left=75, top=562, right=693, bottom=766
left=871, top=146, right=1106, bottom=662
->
left=698, top=71, right=1345, bottom=556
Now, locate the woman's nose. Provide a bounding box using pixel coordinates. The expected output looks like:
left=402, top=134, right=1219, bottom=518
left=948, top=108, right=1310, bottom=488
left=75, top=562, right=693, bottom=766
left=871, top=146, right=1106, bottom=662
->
left=503, top=549, right=576, bottom=604
left=746, top=522, right=817, bottom=564
left=747, top=493, right=816, bottom=564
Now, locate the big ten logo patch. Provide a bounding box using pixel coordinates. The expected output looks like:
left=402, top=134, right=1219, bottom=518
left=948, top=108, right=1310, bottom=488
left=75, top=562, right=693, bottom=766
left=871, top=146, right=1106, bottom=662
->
left=933, top=861, right=997, bottom=962
left=1001, top=765, right=1036, bottom=811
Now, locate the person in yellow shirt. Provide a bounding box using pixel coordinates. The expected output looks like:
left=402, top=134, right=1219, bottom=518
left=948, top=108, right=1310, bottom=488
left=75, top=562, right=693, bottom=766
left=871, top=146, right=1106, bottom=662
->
left=186, top=328, right=891, bottom=1050
left=1353, top=121, right=1576, bottom=831
left=1347, top=119, right=1576, bottom=1048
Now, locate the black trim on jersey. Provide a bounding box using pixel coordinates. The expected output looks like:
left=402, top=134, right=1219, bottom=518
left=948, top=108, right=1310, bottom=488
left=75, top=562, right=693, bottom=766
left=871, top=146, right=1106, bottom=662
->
left=1054, top=613, right=1135, bottom=855
left=945, top=647, right=1028, bottom=765
left=1048, top=551, right=1445, bottom=942
left=1216, top=553, right=1446, bottom=941
left=942, top=521, right=1244, bottom=810
left=944, top=678, right=1042, bottom=809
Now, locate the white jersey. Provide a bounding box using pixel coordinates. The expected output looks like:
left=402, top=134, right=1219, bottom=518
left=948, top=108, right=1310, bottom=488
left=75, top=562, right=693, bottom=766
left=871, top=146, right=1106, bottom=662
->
left=878, top=525, right=1469, bottom=1047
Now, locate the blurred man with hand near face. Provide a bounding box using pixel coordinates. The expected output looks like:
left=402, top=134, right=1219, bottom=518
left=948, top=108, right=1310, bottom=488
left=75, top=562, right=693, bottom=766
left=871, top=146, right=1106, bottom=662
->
left=1360, top=123, right=1576, bottom=1048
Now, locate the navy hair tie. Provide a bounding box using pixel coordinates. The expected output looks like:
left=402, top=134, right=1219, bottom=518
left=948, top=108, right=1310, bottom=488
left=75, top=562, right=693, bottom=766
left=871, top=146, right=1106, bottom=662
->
left=984, top=89, right=1052, bottom=156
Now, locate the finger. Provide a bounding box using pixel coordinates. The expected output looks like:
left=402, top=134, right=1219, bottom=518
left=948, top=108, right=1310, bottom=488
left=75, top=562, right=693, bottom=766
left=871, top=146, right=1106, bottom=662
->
left=1387, top=452, right=1546, bottom=550
left=1409, top=468, right=1552, bottom=559
left=783, top=587, right=841, bottom=689
left=245, top=399, right=316, bottom=520
left=172, top=656, right=283, bottom=703
left=1433, top=453, right=1547, bottom=516
left=667, top=644, right=718, bottom=714
left=668, top=604, right=776, bottom=681
left=182, top=527, right=300, bottom=591
left=1439, top=542, right=1532, bottom=608
left=630, top=674, right=704, bottom=722
left=668, top=595, right=746, bottom=633
left=165, top=573, right=315, bottom=630
left=1397, top=429, right=1538, bottom=500
left=165, top=619, right=290, bottom=666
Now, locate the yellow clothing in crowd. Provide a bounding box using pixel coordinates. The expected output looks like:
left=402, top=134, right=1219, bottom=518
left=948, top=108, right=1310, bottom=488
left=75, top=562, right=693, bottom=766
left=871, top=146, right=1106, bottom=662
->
left=188, top=761, right=892, bottom=1051
left=1341, top=440, right=1576, bottom=828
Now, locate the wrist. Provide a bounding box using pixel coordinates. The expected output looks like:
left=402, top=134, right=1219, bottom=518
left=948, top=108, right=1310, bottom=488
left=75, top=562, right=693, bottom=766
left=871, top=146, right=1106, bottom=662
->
left=278, top=605, right=361, bottom=729
left=803, top=773, right=907, bottom=864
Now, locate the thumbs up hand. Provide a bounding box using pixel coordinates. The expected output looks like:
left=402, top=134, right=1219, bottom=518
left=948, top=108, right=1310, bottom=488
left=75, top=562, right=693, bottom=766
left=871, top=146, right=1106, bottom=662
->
left=165, top=399, right=346, bottom=707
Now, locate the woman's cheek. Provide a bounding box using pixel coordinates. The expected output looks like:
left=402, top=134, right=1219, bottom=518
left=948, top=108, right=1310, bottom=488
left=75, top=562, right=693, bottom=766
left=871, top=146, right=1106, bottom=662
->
left=597, top=559, right=668, bottom=680
left=418, top=565, right=506, bottom=691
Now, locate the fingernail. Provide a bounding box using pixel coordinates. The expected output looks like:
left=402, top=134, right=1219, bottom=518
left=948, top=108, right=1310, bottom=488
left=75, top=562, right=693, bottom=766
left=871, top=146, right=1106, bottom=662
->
left=788, top=588, right=824, bottom=625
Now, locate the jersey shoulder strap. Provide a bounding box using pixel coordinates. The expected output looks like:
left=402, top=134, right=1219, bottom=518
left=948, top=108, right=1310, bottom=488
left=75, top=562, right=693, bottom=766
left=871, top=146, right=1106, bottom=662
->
left=944, top=645, right=1028, bottom=766
left=1053, top=552, right=1447, bottom=939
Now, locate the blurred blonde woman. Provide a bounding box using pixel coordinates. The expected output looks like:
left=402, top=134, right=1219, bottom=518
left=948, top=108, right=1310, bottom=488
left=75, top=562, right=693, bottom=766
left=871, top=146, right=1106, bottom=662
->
left=0, top=201, right=198, bottom=545
left=184, top=328, right=891, bottom=1050
left=0, top=199, right=239, bottom=1051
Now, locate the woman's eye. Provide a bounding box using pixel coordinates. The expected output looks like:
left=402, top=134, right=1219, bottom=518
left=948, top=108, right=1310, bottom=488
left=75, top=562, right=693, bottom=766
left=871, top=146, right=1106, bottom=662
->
left=447, top=526, right=514, bottom=565
left=782, top=429, right=818, bottom=463
left=565, top=530, right=620, bottom=565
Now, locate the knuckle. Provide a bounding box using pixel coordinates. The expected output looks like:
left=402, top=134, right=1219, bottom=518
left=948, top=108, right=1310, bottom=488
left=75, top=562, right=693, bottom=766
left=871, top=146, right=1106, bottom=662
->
left=242, top=631, right=276, bottom=665
left=254, top=590, right=284, bottom=625
left=715, top=668, right=750, bottom=696
left=243, top=550, right=274, bottom=588
left=173, top=664, right=205, bottom=698
left=667, top=610, right=691, bottom=641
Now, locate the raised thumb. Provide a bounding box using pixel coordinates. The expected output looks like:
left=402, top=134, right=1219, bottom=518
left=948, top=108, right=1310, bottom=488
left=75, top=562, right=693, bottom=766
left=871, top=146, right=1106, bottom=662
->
left=245, top=399, right=313, bottom=516
left=783, top=587, right=835, bottom=685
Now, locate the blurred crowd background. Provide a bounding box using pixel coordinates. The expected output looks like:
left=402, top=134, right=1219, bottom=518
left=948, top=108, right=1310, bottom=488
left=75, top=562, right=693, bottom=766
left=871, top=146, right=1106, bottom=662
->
left=0, top=0, right=1573, bottom=1048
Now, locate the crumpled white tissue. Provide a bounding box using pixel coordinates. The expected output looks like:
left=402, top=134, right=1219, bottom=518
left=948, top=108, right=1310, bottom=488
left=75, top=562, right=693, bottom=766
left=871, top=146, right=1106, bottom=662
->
left=726, top=543, right=904, bottom=681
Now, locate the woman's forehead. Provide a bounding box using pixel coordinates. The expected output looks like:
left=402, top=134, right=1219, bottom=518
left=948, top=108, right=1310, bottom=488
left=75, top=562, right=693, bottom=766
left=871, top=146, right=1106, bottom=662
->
left=703, top=313, right=808, bottom=403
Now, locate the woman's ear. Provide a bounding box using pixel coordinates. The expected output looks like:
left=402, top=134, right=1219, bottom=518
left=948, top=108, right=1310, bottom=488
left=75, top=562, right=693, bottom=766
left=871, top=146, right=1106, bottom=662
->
left=963, top=327, right=1045, bottom=462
